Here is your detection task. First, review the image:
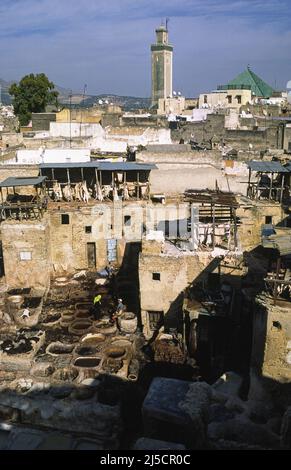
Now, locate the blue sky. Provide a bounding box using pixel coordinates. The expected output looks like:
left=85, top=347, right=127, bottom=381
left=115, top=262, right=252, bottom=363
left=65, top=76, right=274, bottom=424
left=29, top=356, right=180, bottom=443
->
left=0, top=0, right=291, bottom=97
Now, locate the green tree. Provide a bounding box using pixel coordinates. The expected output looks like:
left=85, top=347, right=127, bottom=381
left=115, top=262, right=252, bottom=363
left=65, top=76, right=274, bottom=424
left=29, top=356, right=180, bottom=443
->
left=9, top=73, right=59, bottom=126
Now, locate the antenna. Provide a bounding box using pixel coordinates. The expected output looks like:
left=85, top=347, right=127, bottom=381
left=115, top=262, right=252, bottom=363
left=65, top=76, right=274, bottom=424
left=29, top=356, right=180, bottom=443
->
left=69, top=89, right=72, bottom=149
left=166, top=17, right=170, bottom=31
left=79, top=84, right=87, bottom=136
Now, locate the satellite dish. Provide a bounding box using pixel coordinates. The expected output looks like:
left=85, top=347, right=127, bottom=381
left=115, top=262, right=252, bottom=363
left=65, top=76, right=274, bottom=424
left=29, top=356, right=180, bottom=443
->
left=98, top=99, right=103, bottom=105
left=178, top=91, right=182, bottom=96
left=105, top=100, right=109, bottom=105
left=173, top=91, right=177, bottom=96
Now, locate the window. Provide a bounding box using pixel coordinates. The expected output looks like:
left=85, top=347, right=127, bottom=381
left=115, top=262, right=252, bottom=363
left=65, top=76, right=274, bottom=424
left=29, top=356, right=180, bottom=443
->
left=204, top=95, right=208, bottom=104
left=236, top=95, right=242, bottom=104
left=85, top=226, right=92, bottom=234
left=227, top=95, right=232, bottom=104
left=61, top=214, right=70, bottom=225
left=148, top=311, right=163, bottom=330
left=265, top=216, right=273, bottom=224
left=152, top=272, right=161, bottom=281
left=124, top=215, right=131, bottom=226
left=20, top=251, right=32, bottom=261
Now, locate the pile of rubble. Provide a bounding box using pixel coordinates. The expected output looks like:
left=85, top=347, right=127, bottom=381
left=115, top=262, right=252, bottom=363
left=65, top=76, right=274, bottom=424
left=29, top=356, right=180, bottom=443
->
left=137, top=371, right=290, bottom=450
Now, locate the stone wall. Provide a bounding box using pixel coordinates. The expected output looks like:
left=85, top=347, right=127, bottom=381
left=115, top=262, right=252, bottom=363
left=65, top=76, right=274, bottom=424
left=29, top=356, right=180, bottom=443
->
left=139, top=243, right=212, bottom=338
left=250, top=296, right=291, bottom=408
left=1, top=218, right=51, bottom=289
left=32, top=113, right=56, bottom=131
left=237, top=201, right=284, bottom=251
left=0, top=165, right=39, bottom=182
left=138, top=148, right=220, bottom=164
left=284, top=125, right=291, bottom=153
left=23, top=136, right=91, bottom=150
left=121, top=115, right=168, bottom=128
left=1, top=133, right=24, bottom=148
left=171, top=114, right=281, bottom=150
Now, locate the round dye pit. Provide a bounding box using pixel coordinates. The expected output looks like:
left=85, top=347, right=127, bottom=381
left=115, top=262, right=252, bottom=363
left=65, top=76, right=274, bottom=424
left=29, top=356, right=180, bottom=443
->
left=75, top=303, right=92, bottom=312
left=69, top=320, right=93, bottom=336
left=74, top=357, right=101, bottom=368
left=81, top=333, right=106, bottom=345
left=46, top=342, right=74, bottom=356
left=106, top=346, right=126, bottom=359
left=75, top=311, right=93, bottom=321
left=75, top=345, right=98, bottom=356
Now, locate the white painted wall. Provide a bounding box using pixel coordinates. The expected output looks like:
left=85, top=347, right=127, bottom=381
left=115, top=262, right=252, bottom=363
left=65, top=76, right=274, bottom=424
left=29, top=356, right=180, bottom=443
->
left=50, top=122, right=105, bottom=139
left=15, top=148, right=91, bottom=164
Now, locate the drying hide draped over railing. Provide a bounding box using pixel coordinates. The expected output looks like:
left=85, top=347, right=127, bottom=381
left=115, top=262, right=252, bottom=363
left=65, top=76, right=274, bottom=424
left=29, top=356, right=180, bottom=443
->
left=39, top=162, right=157, bottom=203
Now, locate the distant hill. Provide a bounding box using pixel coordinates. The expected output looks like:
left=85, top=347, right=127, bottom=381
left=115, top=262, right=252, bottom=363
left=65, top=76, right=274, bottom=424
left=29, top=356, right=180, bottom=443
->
left=0, top=78, right=150, bottom=111
left=58, top=92, right=151, bottom=111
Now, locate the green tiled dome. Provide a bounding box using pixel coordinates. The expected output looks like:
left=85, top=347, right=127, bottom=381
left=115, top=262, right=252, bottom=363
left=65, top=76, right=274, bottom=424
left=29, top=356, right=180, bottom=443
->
left=224, top=67, right=274, bottom=98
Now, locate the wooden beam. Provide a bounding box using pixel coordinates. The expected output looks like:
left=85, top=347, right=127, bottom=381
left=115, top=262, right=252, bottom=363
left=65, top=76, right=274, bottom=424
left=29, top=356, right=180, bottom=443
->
left=273, top=257, right=281, bottom=305
left=233, top=207, right=238, bottom=249
left=212, top=204, right=216, bottom=249
left=247, top=168, right=251, bottom=198
left=269, top=172, right=273, bottom=200
left=280, top=174, right=285, bottom=203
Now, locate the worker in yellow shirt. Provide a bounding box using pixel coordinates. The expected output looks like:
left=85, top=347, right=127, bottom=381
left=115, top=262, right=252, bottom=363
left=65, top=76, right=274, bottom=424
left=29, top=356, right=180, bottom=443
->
left=93, top=294, right=102, bottom=320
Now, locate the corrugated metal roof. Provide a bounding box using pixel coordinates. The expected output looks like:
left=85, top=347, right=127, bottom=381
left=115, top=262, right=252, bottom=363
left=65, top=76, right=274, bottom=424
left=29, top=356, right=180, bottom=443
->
left=40, top=162, right=98, bottom=169
left=39, top=162, right=157, bottom=171
left=247, top=161, right=288, bottom=173
left=98, top=162, right=157, bottom=171
left=0, top=176, right=47, bottom=188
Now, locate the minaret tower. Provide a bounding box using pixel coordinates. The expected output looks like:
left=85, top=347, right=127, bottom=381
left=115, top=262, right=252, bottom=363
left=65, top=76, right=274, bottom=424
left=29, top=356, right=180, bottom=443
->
left=151, top=24, right=173, bottom=107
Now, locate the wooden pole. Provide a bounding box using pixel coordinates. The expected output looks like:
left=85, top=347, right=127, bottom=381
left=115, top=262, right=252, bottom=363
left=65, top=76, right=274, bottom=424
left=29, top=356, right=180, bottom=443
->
left=67, top=169, right=70, bottom=184
left=269, top=172, right=273, bottom=200
left=212, top=203, right=216, bottom=249
left=233, top=207, right=237, bottom=249
left=274, top=257, right=281, bottom=305
left=280, top=174, right=285, bottom=203
left=137, top=171, right=139, bottom=200
left=247, top=168, right=251, bottom=198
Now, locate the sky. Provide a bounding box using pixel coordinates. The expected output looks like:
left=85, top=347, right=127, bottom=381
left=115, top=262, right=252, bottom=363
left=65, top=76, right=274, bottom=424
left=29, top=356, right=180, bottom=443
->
left=0, top=0, right=291, bottom=97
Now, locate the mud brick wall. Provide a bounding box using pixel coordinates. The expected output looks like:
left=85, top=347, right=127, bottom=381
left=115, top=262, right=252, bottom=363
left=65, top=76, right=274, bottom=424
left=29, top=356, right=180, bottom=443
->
left=1, top=218, right=50, bottom=289
left=139, top=250, right=206, bottom=338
